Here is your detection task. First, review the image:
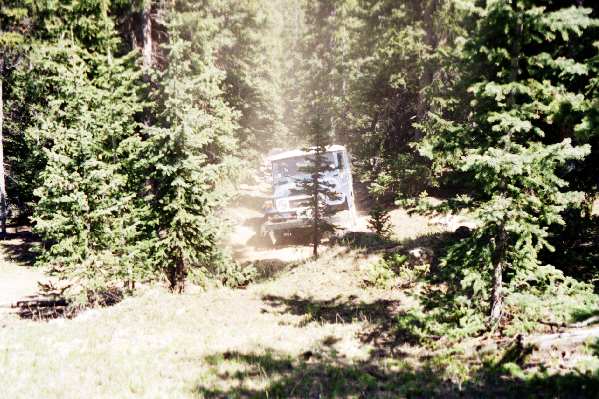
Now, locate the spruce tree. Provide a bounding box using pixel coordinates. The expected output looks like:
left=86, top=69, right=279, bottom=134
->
left=294, top=111, right=338, bottom=258
left=30, top=43, right=146, bottom=302
left=424, top=1, right=597, bottom=327
left=211, top=0, right=285, bottom=156
left=146, top=4, right=238, bottom=292
left=368, top=204, right=392, bottom=240
left=0, top=3, right=30, bottom=236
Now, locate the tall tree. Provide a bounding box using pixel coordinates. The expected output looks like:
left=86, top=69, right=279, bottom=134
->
left=352, top=0, right=467, bottom=200
left=294, top=111, right=338, bottom=258
left=30, top=43, right=145, bottom=302
left=214, top=0, right=284, bottom=155
left=4, top=0, right=150, bottom=301
left=146, top=1, right=239, bottom=291
left=0, top=3, right=30, bottom=237
left=424, top=0, right=597, bottom=327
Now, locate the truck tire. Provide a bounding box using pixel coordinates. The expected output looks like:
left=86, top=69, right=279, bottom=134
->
left=268, top=230, right=285, bottom=246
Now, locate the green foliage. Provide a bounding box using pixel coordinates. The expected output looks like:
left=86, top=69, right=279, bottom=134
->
left=421, top=0, right=599, bottom=329
left=364, top=252, right=415, bottom=290
left=216, top=261, right=257, bottom=289
left=1, top=0, right=597, bottom=322
left=210, top=0, right=285, bottom=156
left=367, top=204, right=392, bottom=239
left=293, top=122, right=339, bottom=257
left=368, top=154, right=433, bottom=200
left=3, top=0, right=249, bottom=299
left=364, top=258, right=396, bottom=289
left=145, top=3, right=239, bottom=291
left=28, top=42, right=147, bottom=301
left=327, top=0, right=467, bottom=199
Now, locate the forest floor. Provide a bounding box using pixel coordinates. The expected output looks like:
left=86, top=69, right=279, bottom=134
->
left=0, top=228, right=44, bottom=319
left=0, top=181, right=598, bottom=398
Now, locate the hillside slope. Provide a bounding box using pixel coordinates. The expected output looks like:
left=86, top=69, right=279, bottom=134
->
left=1, top=186, right=597, bottom=398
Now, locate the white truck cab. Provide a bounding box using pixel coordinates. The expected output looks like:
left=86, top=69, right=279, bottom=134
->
left=261, top=145, right=356, bottom=241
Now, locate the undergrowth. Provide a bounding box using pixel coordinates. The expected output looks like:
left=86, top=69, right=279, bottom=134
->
left=365, top=233, right=599, bottom=344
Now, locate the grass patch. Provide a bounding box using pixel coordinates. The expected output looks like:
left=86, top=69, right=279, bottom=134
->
left=2, top=230, right=598, bottom=398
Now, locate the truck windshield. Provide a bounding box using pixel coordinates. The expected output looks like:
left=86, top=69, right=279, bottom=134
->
left=272, top=152, right=338, bottom=183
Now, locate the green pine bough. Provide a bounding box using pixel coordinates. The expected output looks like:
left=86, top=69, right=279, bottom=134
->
left=421, top=0, right=599, bottom=332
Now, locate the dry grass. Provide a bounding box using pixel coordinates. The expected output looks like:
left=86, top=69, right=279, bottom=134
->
left=1, top=196, right=597, bottom=398
left=0, top=247, right=415, bottom=398
left=3, top=243, right=596, bottom=398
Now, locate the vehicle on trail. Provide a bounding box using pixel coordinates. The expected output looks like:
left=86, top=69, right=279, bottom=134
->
left=261, top=145, right=357, bottom=244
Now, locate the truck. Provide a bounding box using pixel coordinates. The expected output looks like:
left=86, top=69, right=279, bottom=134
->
left=261, top=145, right=357, bottom=244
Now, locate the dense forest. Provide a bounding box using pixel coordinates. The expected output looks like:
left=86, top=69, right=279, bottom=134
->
left=1, top=0, right=598, bottom=363
left=1, top=0, right=599, bottom=396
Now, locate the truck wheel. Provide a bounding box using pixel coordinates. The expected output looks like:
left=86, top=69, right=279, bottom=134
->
left=269, top=231, right=285, bottom=246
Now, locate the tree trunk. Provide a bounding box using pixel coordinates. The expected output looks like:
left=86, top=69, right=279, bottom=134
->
left=490, top=227, right=507, bottom=325
left=417, top=0, right=439, bottom=124
left=490, top=257, right=504, bottom=323
left=169, top=256, right=187, bottom=293
left=0, top=60, right=7, bottom=239
left=142, top=1, right=153, bottom=73
left=312, top=178, right=319, bottom=258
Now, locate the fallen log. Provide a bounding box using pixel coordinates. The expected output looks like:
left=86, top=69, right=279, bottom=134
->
left=539, top=315, right=599, bottom=330
left=14, top=297, right=68, bottom=308
left=525, top=327, right=599, bottom=350
left=568, top=315, right=599, bottom=329
left=469, top=326, right=599, bottom=357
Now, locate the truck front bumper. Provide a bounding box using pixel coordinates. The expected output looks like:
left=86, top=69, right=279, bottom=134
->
left=261, top=217, right=311, bottom=234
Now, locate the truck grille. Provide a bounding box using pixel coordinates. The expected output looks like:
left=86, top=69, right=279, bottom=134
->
left=290, top=198, right=309, bottom=209
left=269, top=212, right=297, bottom=223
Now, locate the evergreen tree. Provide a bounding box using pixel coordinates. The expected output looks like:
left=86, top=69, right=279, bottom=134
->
left=0, top=2, right=31, bottom=235
left=30, top=43, right=146, bottom=302
left=145, top=3, right=238, bottom=292
left=293, top=110, right=338, bottom=258
left=212, top=0, right=284, bottom=156
left=424, top=0, right=597, bottom=327
left=368, top=204, right=392, bottom=239
left=322, top=0, right=465, bottom=200
left=5, top=0, right=135, bottom=223
left=297, top=0, right=345, bottom=144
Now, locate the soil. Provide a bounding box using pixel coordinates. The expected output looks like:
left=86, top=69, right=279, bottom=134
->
left=0, top=229, right=46, bottom=319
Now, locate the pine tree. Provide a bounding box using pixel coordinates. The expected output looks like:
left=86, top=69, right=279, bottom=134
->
left=270, top=0, right=307, bottom=149
left=0, top=3, right=31, bottom=236
left=294, top=111, right=338, bottom=258
left=320, top=0, right=465, bottom=200
left=5, top=0, right=139, bottom=224
left=211, top=0, right=285, bottom=156
left=424, top=0, right=597, bottom=327
left=145, top=3, right=238, bottom=292
left=368, top=204, right=392, bottom=240
left=297, top=0, right=343, bottom=144
left=30, top=42, right=146, bottom=302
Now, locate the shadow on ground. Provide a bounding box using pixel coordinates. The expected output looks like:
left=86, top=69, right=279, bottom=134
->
left=193, top=342, right=599, bottom=398
left=1, top=228, right=39, bottom=266
left=205, top=232, right=599, bottom=398
left=262, top=293, right=420, bottom=352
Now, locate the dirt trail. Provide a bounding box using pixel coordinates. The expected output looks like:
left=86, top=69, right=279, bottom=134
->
left=225, top=180, right=375, bottom=265
left=224, top=177, right=468, bottom=266
left=0, top=232, right=45, bottom=319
